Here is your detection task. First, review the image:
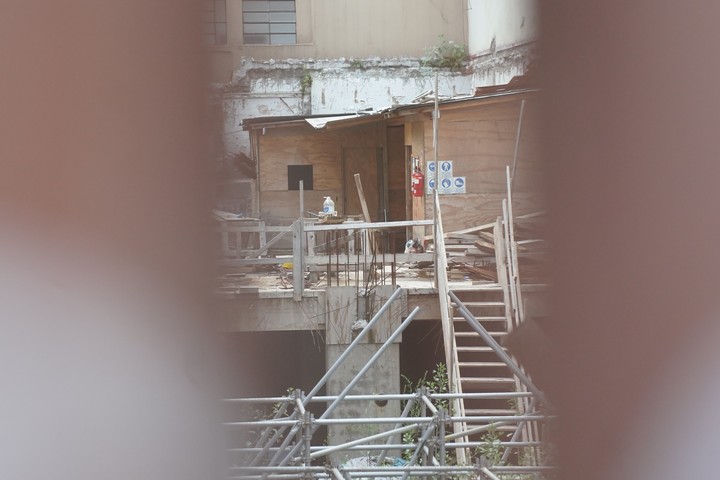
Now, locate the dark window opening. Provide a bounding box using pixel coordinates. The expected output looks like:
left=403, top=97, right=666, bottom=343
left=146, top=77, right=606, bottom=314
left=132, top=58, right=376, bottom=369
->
left=243, top=0, right=297, bottom=45
left=288, top=165, right=313, bottom=190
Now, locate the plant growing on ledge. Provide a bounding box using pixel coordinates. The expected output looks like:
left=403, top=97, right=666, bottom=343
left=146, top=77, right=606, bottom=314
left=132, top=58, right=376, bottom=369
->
left=422, top=34, right=467, bottom=71
left=300, top=73, right=313, bottom=96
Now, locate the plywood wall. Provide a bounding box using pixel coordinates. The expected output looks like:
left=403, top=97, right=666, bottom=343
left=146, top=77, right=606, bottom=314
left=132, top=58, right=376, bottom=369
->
left=256, top=123, right=384, bottom=222
left=419, top=95, right=544, bottom=232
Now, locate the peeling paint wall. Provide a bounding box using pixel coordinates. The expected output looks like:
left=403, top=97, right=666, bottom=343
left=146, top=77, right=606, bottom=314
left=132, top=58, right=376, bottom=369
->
left=223, top=58, right=475, bottom=158
left=221, top=49, right=532, bottom=161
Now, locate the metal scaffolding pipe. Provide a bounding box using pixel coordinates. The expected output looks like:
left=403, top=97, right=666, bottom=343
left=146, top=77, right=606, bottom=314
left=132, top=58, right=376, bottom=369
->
left=229, top=441, right=543, bottom=453
left=375, top=396, right=416, bottom=466
left=420, top=394, right=438, bottom=414
left=445, top=421, right=512, bottom=441
left=319, top=306, right=421, bottom=421
left=330, top=468, right=344, bottom=480
left=230, top=466, right=479, bottom=474
left=500, top=397, right=537, bottom=464
left=248, top=411, right=297, bottom=467
left=275, top=438, right=303, bottom=468
left=400, top=422, right=436, bottom=480
left=227, top=414, right=547, bottom=428
left=449, top=290, right=546, bottom=402
left=266, top=423, right=301, bottom=467
left=480, top=466, right=502, bottom=480
left=304, top=286, right=404, bottom=404
left=250, top=399, right=289, bottom=453
left=224, top=391, right=532, bottom=404
left=294, top=396, right=306, bottom=415
left=310, top=423, right=419, bottom=460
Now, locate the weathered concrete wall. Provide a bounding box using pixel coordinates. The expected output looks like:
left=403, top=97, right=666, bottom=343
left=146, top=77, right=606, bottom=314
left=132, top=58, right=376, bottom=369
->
left=223, top=58, right=474, bottom=158
left=466, top=0, right=538, bottom=56
left=324, top=286, right=405, bottom=464
left=208, top=0, right=467, bottom=81
left=469, top=43, right=535, bottom=88
left=218, top=292, right=324, bottom=332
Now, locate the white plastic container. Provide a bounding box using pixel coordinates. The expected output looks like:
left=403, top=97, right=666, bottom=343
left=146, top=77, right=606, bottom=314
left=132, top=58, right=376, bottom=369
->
left=323, top=196, right=335, bottom=215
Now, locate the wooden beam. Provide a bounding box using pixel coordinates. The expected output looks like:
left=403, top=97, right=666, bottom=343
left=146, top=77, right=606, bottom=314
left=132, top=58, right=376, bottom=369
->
left=292, top=219, right=303, bottom=301
left=305, top=219, right=432, bottom=232
left=248, top=230, right=290, bottom=258
left=353, top=173, right=372, bottom=223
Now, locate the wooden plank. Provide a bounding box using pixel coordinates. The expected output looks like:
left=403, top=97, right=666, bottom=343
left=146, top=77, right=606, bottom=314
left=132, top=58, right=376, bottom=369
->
left=305, top=252, right=433, bottom=265
left=217, top=224, right=291, bottom=233
left=473, top=238, right=496, bottom=251
left=248, top=230, right=290, bottom=258
left=292, top=219, right=303, bottom=301
left=424, top=193, right=543, bottom=234
left=493, top=216, right=514, bottom=333
left=305, top=219, right=433, bottom=232
left=346, top=149, right=380, bottom=220
left=353, top=173, right=372, bottom=223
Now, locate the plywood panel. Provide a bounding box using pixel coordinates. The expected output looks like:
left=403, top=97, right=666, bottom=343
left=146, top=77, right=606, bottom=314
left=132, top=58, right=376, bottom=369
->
left=427, top=193, right=544, bottom=233
left=423, top=98, right=544, bottom=194
left=259, top=131, right=342, bottom=191
left=415, top=97, right=544, bottom=242
left=258, top=125, right=381, bottom=196
left=261, top=189, right=339, bottom=223
left=343, top=147, right=380, bottom=221
left=387, top=126, right=406, bottom=191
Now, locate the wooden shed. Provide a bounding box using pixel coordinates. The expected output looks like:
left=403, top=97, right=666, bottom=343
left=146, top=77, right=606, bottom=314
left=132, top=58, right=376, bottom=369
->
left=242, top=80, right=542, bottom=250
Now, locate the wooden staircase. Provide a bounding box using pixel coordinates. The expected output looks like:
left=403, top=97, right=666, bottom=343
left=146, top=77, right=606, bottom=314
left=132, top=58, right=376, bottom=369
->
left=451, top=286, right=518, bottom=434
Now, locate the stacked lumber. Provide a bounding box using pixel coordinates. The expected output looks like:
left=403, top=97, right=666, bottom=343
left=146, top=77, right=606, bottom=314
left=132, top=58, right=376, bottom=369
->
left=424, top=223, right=499, bottom=282
left=422, top=211, right=549, bottom=284
left=513, top=211, right=548, bottom=283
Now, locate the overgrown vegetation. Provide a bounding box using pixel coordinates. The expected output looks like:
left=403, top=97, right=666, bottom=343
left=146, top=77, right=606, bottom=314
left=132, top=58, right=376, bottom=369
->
left=400, top=362, right=451, bottom=461
left=348, top=59, right=366, bottom=70
left=422, top=34, right=467, bottom=70
left=300, top=73, right=313, bottom=96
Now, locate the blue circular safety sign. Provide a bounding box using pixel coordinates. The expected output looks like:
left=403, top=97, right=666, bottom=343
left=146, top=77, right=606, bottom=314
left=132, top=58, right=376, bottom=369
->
left=441, top=178, right=452, bottom=188
left=441, top=161, right=452, bottom=172
left=428, top=162, right=436, bottom=172
left=428, top=179, right=435, bottom=189
left=454, top=178, right=465, bottom=188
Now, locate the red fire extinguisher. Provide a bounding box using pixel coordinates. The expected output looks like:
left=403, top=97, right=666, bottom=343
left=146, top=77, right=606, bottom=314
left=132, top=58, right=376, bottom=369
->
left=411, top=165, right=424, bottom=197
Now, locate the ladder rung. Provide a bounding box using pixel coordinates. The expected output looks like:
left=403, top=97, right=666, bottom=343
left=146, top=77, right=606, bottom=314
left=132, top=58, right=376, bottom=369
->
left=454, top=301, right=505, bottom=307
left=455, top=331, right=507, bottom=337
left=453, top=316, right=507, bottom=322
left=458, top=362, right=508, bottom=368
left=457, top=346, right=508, bottom=352
left=461, top=377, right=516, bottom=385
left=463, top=408, right=518, bottom=416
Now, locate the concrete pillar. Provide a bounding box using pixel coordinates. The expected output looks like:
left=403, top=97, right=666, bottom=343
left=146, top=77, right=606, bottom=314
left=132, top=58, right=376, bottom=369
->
left=324, top=286, right=407, bottom=465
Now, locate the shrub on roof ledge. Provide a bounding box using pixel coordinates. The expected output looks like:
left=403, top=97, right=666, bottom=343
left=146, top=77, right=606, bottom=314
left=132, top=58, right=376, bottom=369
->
left=423, top=35, right=468, bottom=71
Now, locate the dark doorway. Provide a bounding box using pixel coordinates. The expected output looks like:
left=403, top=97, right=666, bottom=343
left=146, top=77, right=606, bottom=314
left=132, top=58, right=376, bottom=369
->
left=342, top=146, right=382, bottom=221
left=399, top=320, right=445, bottom=390
left=387, top=125, right=408, bottom=252
left=219, top=330, right=327, bottom=451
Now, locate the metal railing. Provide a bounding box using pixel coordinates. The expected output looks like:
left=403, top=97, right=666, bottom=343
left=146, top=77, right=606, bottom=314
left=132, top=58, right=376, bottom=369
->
left=223, top=292, right=555, bottom=479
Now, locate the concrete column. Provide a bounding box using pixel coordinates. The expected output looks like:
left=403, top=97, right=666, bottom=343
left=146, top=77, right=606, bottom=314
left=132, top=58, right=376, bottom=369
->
left=324, top=286, right=407, bottom=465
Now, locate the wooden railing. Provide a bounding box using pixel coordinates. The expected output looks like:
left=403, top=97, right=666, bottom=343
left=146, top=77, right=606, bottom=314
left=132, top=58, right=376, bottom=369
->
left=218, top=218, right=434, bottom=300
left=432, top=190, right=467, bottom=465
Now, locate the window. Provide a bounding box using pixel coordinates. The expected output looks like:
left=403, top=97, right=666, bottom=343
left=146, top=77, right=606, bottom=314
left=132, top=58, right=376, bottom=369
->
left=288, top=165, right=313, bottom=190
left=243, top=0, right=297, bottom=45
left=203, top=0, right=227, bottom=45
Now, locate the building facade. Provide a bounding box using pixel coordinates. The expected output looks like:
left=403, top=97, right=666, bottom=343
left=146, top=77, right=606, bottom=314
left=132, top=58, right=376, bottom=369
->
left=208, top=0, right=537, bottom=216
